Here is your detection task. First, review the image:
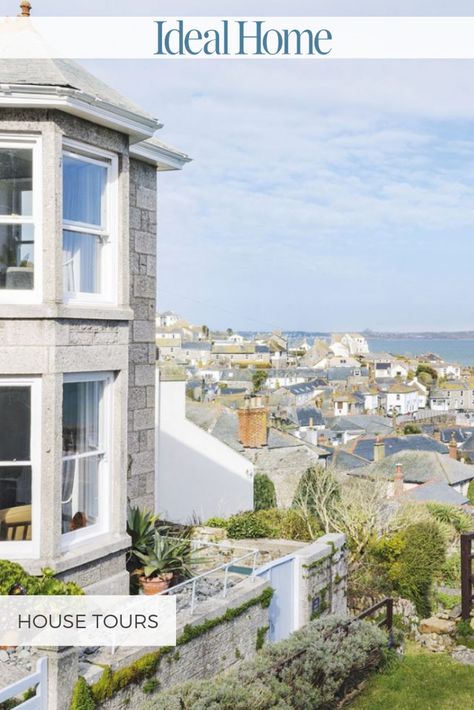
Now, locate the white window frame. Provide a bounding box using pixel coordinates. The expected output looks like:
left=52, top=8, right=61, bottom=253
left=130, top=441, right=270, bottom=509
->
left=61, top=371, right=113, bottom=551
left=62, top=139, right=118, bottom=305
left=0, top=134, right=42, bottom=304
left=0, top=376, right=41, bottom=559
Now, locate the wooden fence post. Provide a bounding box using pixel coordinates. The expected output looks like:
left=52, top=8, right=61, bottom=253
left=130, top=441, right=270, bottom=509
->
left=460, top=533, right=474, bottom=622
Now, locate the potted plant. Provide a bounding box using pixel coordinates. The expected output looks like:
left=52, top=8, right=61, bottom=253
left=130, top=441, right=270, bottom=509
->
left=135, top=531, right=204, bottom=595
left=127, top=505, right=160, bottom=593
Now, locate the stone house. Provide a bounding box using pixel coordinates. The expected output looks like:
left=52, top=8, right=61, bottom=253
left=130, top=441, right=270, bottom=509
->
left=0, top=27, right=189, bottom=592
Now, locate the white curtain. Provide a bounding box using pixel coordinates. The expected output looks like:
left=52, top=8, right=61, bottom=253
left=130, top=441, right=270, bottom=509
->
left=62, top=380, right=103, bottom=531
left=63, top=156, right=106, bottom=226
left=63, top=230, right=99, bottom=293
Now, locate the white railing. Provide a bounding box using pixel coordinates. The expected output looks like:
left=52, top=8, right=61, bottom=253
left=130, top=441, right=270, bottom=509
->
left=156, top=538, right=259, bottom=615
left=0, top=657, right=47, bottom=710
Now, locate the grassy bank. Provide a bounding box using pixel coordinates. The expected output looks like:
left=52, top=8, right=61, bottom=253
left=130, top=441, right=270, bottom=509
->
left=350, top=644, right=474, bottom=710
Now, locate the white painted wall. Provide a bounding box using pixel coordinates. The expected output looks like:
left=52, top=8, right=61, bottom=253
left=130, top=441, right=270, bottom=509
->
left=156, top=373, right=254, bottom=523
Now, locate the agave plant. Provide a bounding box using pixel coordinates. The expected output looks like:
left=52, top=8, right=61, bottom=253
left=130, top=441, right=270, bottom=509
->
left=126, top=505, right=160, bottom=569
left=135, top=531, right=205, bottom=582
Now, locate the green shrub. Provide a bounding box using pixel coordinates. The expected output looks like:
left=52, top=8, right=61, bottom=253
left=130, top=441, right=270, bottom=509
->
left=0, top=561, right=82, bottom=596
left=403, top=424, right=421, bottom=435
left=253, top=473, right=277, bottom=511
left=468, top=480, right=474, bottom=504
left=455, top=619, right=474, bottom=649
left=140, top=616, right=387, bottom=710
left=204, top=517, right=228, bottom=529
left=436, top=592, right=461, bottom=610
left=71, top=676, right=96, bottom=710
left=226, top=511, right=272, bottom=539
left=425, top=503, right=472, bottom=534
left=222, top=509, right=319, bottom=541
left=436, top=552, right=461, bottom=588
left=373, top=521, right=446, bottom=617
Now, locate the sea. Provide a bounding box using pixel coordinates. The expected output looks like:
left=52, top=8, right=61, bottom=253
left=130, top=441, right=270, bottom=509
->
left=366, top=338, right=474, bottom=367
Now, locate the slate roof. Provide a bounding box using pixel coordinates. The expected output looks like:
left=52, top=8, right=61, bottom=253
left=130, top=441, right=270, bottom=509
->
left=283, top=380, right=325, bottom=395
left=186, top=400, right=327, bottom=456
left=330, top=448, right=371, bottom=471
left=349, top=451, right=474, bottom=486
left=402, top=481, right=468, bottom=506
left=182, top=341, right=211, bottom=351
left=353, top=435, right=448, bottom=461
left=326, top=415, right=393, bottom=436
left=294, top=406, right=325, bottom=427
left=0, top=57, right=156, bottom=123
left=440, top=428, right=474, bottom=445
left=326, top=367, right=369, bottom=380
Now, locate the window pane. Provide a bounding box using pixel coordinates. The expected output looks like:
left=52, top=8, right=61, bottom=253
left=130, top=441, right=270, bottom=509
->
left=62, top=456, right=99, bottom=533
left=0, top=224, right=34, bottom=290
left=0, top=466, right=32, bottom=541
left=63, top=230, right=100, bottom=294
left=0, top=386, right=30, bottom=461
left=0, top=149, right=33, bottom=217
left=63, top=155, right=107, bottom=226
left=63, top=380, right=104, bottom=455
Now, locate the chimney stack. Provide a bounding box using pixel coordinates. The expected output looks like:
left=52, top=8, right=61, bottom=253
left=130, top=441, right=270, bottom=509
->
left=19, top=1, right=31, bottom=16
left=373, top=436, right=385, bottom=462
left=433, top=429, right=441, bottom=442
left=449, top=434, right=458, bottom=460
left=237, top=395, right=268, bottom=448
left=393, top=462, right=404, bottom=497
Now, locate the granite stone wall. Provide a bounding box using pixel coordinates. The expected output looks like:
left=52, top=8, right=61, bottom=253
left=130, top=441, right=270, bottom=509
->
left=128, top=159, right=158, bottom=511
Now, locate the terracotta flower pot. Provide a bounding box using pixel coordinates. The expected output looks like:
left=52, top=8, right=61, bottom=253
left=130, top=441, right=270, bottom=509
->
left=139, top=573, right=173, bottom=595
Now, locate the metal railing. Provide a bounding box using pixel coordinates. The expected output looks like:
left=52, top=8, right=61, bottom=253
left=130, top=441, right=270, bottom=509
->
left=0, top=657, right=48, bottom=710
left=156, top=538, right=259, bottom=615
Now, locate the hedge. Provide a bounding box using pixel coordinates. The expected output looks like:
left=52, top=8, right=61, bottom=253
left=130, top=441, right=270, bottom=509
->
left=0, top=561, right=83, bottom=595
left=207, top=508, right=319, bottom=542
left=140, top=615, right=388, bottom=710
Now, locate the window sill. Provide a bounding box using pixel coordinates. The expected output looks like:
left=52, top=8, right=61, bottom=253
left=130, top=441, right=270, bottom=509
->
left=0, top=303, right=134, bottom=321
left=4, top=532, right=131, bottom=577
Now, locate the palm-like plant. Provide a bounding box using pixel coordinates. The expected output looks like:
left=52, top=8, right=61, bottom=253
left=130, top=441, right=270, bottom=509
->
left=136, top=531, right=204, bottom=581
left=126, top=505, right=160, bottom=569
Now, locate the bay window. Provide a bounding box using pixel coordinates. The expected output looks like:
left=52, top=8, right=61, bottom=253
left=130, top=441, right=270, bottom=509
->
left=62, top=372, right=112, bottom=546
left=0, top=378, right=40, bottom=557
left=62, top=140, right=117, bottom=303
left=0, top=136, right=41, bottom=301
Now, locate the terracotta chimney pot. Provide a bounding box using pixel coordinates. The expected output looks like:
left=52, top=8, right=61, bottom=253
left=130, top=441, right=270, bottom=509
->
left=19, top=1, right=31, bottom=17
left=449, top=435, right=458, bottom=460
left=393, top=462, right=404, bottom=497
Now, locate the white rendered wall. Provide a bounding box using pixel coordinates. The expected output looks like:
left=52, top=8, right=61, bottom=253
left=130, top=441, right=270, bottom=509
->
left=156, top=373, right=254, bottom=524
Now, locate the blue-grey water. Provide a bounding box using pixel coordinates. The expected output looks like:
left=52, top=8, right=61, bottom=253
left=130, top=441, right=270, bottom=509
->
left=367, top=338, right=474, bottom=366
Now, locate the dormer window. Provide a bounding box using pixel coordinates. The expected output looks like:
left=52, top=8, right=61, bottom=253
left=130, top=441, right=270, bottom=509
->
left=62, top=140, right=118, bottom=304
left=0, top=136, right=41, bottom=302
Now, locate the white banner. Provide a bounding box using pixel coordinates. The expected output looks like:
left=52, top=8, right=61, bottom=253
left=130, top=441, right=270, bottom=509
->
left=0, top=595, right=176, bottom=647
left=2, top=17, right=474, bottom=59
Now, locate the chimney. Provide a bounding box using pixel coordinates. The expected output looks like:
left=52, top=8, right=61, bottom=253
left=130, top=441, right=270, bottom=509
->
left=19, top=1, right=31, bottom=16
left=373, top=436, right=385, bottom=462
left=237, top=395, right=268, bottom=448
left=433, top=429, right=441, bottom=442
left=449, top=434, right=458, bottom=460
left=393, top=463, right=404, bottom=497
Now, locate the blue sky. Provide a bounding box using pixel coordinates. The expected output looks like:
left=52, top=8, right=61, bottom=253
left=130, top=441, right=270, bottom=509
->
left=3, top=1, right=474, bottom=331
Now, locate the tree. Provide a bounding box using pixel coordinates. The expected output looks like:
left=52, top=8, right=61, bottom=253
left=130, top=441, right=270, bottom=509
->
left=201, top=324, right=209, bottom=339
left=416, top=364, right=438, bottom=384
left=292, top=467, right=341, bottom=536
left=253, top=473, right=277, bottom=511
left=252, top=369, right=268, bottom=393
left=226, top=327, right=233, bottom=336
